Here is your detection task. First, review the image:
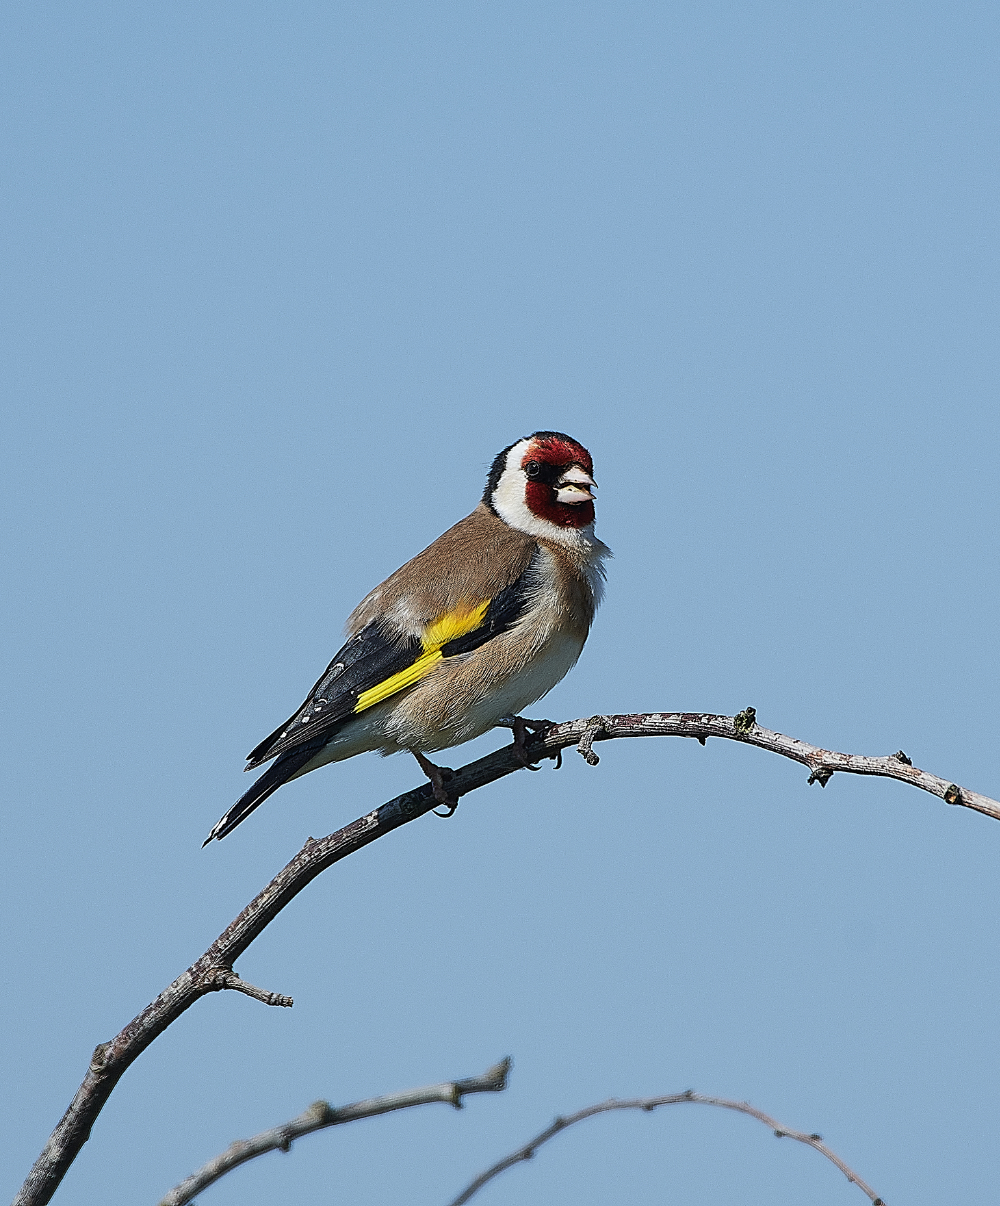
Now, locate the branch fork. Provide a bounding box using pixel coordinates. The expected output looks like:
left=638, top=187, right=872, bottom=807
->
left=16, top=708, right=998, bottom=1206
left=576, top=715, right=610, bottom=765
left=202, top=967, right=293, bottom=1008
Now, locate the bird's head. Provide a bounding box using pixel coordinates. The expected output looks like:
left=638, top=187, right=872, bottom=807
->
left=485, top=431, right=598, bottom=540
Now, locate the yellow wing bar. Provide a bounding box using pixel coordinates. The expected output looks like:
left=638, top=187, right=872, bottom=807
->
left=420, top=599, right=489, bottom=650
left=354, top=648, right=443, bottom=712
left=353, top=599, right=490, bottom=714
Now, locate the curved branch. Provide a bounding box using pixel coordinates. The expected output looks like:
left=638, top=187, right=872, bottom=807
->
left=552, top=710, right=1000, bottom=821
left=447, top=1090, right=884, bottom=1205
left=157, top=1058, right=510, bottom=1206
left=16, top=710, right=994, bottom=1204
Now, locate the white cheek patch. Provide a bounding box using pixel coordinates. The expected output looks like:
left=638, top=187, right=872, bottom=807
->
left=490, top=439, right=535, bottom=527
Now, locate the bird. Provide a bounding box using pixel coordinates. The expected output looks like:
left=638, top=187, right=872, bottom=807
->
left=204, top=431, right=609, bottom=842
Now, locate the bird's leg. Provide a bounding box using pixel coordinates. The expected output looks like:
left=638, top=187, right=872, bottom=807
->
left=497, top=715, right=552, bottom=769
left=411, top=749, right=459, bottom=817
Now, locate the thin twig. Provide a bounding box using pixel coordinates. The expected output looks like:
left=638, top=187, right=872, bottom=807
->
left=16, top=709, right=994, bottom=1205
left=156, top=1058, right=510, bottom=1206
left=448, top=1090, right=884, bottom=1205
left=209, top=969, right=294, bottom=1008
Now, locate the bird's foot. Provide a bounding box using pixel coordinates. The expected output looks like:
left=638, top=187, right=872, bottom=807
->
left=498, top=715, right=553, bottom=770
left=411, top=749, right=459, bottom=816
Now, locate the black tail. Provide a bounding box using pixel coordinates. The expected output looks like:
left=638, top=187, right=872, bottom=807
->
left=203, top=739, right=325, bottom=844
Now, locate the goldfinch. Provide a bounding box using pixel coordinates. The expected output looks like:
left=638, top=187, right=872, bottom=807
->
left=205, top=431, right=609, bottom=842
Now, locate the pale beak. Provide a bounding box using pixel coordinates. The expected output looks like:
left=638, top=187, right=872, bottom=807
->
left=554, top=465, right=598, bottom=504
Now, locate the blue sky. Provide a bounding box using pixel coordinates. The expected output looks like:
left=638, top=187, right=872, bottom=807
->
left=3, top=2, right=999, bottom=1203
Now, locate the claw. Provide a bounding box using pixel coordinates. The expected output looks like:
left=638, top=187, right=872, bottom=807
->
left=509, top=715, right=552, bottom=769
left=411, top=749, right=459, bottom=816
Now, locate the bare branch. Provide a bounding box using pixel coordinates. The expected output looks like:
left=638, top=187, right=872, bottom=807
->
left=447, top=1090, right=884, bottom=1205
left=156, top=1058, right=510, bottom=1206
left=546, top=710, right=1000, bottom=822
left=16, top=709, right=993, bottom=1204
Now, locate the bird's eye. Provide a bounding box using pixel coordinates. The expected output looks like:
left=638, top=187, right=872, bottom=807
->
left=525, top=461, right=541, bottom=479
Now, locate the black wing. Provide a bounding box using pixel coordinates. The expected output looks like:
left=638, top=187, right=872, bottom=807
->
left=245, top=624, right=421, bottom=768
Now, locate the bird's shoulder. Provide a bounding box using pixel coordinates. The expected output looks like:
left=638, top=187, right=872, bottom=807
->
left=346, top=503, right=538, bottom=637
